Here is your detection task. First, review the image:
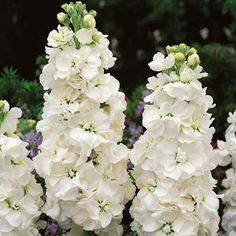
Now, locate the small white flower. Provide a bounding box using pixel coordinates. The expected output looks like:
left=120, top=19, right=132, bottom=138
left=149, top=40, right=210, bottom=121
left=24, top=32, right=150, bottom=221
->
left=76, top=28, right=97, bottom=45
left=148, top=52, right=175, bottom=72
left=48, top=26, right=73, bottom=47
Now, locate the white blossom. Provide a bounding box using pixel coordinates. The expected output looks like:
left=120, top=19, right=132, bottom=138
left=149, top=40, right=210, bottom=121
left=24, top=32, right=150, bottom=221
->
left=217, top=110, right=236, bottom=234
left=148, top=52, right=175, bottom=72
left=34, top=3, right=135, bottom=234
left=0, top=101, right=43, bottom=235
left=48, top=26, right=73, bottom=48
left=130, top=44, right=219, bottom=235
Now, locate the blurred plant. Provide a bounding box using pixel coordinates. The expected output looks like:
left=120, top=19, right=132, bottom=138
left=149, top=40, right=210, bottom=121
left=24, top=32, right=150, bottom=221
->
left=35, top=55, right=48, bottom=77
left=223, top=0, right=236, bottom=41
left=17, top=118, right=37, bottom=137
left=193, top=43, right=236, bottom=140
left=0, top=66, right=44, bottom=119
left=123, top=85, right=151, bottom=148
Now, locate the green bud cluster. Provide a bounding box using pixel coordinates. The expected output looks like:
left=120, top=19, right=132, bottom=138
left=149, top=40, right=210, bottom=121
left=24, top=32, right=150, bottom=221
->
left=57, top=2, right=97, bottom=49
left=166, top=43, right=200, bottom=72
left=59, top=2, right=96, bottom=31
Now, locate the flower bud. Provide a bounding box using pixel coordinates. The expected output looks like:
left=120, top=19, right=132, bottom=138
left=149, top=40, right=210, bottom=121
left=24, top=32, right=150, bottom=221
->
left=189, top=47, right=197, bottom=55
left=57, top=12, right=68, bottom=24
left=89, top=10, right=97, bottom=17
left=82, top=10, right=88, bottom=16
left=92, top=32, right=101, bottom=42
left=166, top=45, right=171, bottom=51
left=179, top=43, right=186, bottom=49
left=83, top=14, right=96, bottom=28
left=76, top=1, right=83, bottom=6
left=188, top=54, right=200, bottom=67
left=170, top=46, right=177, bottom=52
left=61, top=3, right=69, bottom=12
left=175, top=52, right=185, bottom=62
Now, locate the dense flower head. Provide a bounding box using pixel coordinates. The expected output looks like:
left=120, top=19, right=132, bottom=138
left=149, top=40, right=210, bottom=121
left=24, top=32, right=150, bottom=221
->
left=130, top=44, right=220, bottom=235
left=0, top=100, right=43, bottom=235
left=34, top=2, right=135, bottom=234
left=217, top=110, right=236, bottom=234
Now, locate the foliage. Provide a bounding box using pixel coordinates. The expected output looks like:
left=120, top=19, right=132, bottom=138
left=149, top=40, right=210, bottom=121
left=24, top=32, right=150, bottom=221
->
left=0, top=66, right=44, bottom=119
left=123, top=85, right=146, bottom=148
left=17, top=118, right=37, bottom=137
left=35, top=55, right=48, bottom=77
left=193, top=43, right=236, bottom=140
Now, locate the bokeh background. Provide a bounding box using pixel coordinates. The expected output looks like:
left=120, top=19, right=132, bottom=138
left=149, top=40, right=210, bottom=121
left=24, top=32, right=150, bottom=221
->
left=1, top=0, right=236, bottom=140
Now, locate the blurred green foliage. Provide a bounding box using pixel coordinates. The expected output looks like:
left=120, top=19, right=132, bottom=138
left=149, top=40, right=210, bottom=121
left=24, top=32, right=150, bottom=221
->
left=0, top=67, right=44, bottom=120
left=194, top=43, right=236, bottom=140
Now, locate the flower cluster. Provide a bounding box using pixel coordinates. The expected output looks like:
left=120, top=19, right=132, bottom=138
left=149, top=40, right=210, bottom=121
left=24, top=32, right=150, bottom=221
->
left=217, top=110, right=236, bottom=234
left=0, top=100, right=43, bottom=235
left=34, top=2, right=135, bottom=235
left=130, top=44, right=220, bottom=235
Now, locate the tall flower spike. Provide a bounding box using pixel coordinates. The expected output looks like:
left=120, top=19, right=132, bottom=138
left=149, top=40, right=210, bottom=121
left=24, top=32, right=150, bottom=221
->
left=0, top=100, right=43, bottom=236
left=34, top=2, right=135, bottom=235
left=130, top=44, right=220, bottom=235
left=217, top=110, right=236, bottom=235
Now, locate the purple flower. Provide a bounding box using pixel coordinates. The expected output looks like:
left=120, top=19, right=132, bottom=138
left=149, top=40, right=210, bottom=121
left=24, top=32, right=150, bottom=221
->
left=23, top=132, right=43, bottom=146
left=142, top=89, right=151, bottom=99
left=22, top=132, right=42, bottom=158
left=128, top=121, right=143, bottom=135
left=129, top=137, right=136, bottom=146
left=127, top=160, right=134, bottom=170
left=135, top=103, right=144, bottom=117
left=128, top=122, right=137, bottom=134
left=48, top=223, right=58, bottom=234
left=136, top=125, right=143, bottom=134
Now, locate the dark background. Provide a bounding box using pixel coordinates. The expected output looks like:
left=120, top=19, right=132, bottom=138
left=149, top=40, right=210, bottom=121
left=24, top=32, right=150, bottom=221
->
left=1, top=0, right=236, bottom=138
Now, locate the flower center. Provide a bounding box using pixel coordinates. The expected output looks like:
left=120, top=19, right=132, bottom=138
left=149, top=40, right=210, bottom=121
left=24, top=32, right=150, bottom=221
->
left=5, top=198, right=20, bottom=211
left=98, top=200, right=111, bottom=212
left=175, top=148, right=187, bottom=164
left=67, top=169, right=77, bottom=179
left=161, top=222, right=173, bottom=235
left=82, top=122, right=96, bottom=133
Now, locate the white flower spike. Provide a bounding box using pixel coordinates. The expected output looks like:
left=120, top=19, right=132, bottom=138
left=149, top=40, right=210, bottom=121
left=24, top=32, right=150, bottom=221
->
left=34, top=2, right=135, bottom=235
left=130, top=44, right=220, bottom=235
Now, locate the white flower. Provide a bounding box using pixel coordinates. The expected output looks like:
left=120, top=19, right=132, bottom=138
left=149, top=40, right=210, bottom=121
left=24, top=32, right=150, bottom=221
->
left=76, top=28, right=97, bottom=45
left=48, top=26, right=73, bottom=47
left=34, top=3, right=134, bottom=234
left=83, top=73, right=119, bottom=103
left=0, top=100, right=22, bottom=135
left=68, top=110, right=110, bottom=156
left=0, top=102, right=43, bottom=235
left=130, top=45, right=219, bottom=235
left=217, top=110, right=236, bottom=234
left=148, top=52, right=175, bottom=72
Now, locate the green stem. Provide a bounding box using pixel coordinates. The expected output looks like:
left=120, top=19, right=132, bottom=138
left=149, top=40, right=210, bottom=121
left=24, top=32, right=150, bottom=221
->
left=73, top=35, right=81, bottom=49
